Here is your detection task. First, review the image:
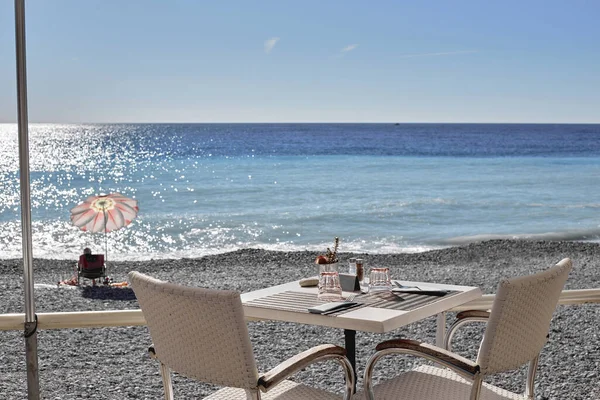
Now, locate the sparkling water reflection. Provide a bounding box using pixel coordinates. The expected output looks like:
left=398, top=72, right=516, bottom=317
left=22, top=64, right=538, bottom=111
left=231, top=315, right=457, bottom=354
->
left=2, top=123, right=600, bottom=260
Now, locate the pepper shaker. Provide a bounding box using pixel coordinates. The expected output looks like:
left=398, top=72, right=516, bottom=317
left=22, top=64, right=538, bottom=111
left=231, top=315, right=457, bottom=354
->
left=355, top=258, right=364, bottom=282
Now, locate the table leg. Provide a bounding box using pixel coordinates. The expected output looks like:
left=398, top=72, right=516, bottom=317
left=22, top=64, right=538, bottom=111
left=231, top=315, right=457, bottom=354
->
left=436, top=311, right=446, bottom=347
left=344, top=329, right=357, bottom=391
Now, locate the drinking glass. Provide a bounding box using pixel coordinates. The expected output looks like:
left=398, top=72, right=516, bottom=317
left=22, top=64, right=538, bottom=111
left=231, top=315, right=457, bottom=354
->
left=318, top=264, right=343, bottom=301
left=347, top=258, right=357, bottom=274
left=368, top=267, right=392, bottom=293
left=318, top=262, right=338, bottom=273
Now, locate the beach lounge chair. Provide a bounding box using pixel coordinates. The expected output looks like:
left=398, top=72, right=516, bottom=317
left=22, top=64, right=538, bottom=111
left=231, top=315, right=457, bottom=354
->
left=357, top=258, right=572, bottom=400
left=128, top=271, right=355, bottom=400
left=77, top=254, right=107, bottom=285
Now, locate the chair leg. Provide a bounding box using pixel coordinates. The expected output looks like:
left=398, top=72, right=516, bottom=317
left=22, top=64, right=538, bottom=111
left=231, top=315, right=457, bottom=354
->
left=364, top=351, right=386, bottom=400
left=159, top=361, right=174, bottom=400
left=525, top=355, right=540, bottom=399
left=244, top=389, right=261, bottom=399
left=469, top=375, right=483, bottom=400
left=436, top=312, right=446, bottom=347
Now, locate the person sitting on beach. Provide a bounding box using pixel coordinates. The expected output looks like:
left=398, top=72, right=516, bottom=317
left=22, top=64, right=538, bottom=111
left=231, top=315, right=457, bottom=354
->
left=81, top=247, right=93, bottom=261
left=78, top=247, right=96, bottom=270
left=77, top=247, right=107, bottom=286
left=60, top=248, right=97, bottom=286
left=72, top=248, right=90, bottom=284
left=75, top=248, right=91, bottom=275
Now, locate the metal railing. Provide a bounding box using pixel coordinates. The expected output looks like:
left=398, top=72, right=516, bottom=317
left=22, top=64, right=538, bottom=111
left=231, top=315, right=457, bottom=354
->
left=450, top=288, right=600, bottom=311
left=1, top=289, right=599, bottom=332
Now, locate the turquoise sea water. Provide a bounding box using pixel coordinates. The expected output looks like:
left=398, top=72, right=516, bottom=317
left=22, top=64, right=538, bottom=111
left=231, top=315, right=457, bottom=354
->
left=1, top=123, right=599, bottom=261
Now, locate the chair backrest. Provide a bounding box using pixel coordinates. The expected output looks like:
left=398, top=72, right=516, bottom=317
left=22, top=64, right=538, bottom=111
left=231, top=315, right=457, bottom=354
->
left=128, top=271, right=260, bottom=390
left=476, top=258, right=572, bottom=374
left=79, top=254, right=104, bottom=269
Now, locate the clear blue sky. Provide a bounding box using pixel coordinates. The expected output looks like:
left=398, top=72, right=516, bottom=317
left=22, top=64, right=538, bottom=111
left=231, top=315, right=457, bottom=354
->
left=1, top=0, right=599, bottom=123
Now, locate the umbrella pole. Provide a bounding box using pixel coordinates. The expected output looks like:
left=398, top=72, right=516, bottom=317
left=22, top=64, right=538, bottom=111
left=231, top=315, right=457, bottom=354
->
left=104, top=210, right=108, bottom=263
left=14, top=0, right=40, bottom=399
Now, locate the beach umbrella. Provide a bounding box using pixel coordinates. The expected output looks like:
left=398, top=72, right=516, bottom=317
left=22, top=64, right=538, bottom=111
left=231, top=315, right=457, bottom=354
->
left=70, top=193, right=139, bottom=261
left=13, top=0, right=40, bottom=398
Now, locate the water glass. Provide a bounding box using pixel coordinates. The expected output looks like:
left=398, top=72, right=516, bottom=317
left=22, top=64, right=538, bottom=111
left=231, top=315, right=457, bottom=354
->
left=318, top=262, right=338, bottom=273
left=347, top=258, right=357, bottom=274
left=368, top=267, right=392, bottom=293
left=318, top=264, right=343, bottom=301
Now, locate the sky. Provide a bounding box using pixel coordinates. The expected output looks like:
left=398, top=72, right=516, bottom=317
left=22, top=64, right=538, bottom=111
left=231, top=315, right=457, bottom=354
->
left=0, top=0, right=599, bottom=123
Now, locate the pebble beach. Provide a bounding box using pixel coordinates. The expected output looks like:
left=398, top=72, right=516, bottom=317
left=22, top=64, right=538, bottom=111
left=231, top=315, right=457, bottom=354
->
left=0, top=239, right=599, bottom=399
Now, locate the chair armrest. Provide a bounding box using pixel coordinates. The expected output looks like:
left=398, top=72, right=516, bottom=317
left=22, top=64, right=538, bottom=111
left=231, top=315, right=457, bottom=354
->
left=374, top=339, right=480, bottom=378
left=444, top=310, right=490, bottom=350
left=456, top=310, right=491, bottom=320
left=363, top=339, right=480, bottom=400
left=258, top=344, right=354, bottom=393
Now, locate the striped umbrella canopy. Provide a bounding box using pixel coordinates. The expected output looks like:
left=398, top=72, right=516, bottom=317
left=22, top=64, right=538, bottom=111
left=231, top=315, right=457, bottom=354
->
left=70, top=193, right=139, bottom=233
left=70, top=193, right=139, bottom=259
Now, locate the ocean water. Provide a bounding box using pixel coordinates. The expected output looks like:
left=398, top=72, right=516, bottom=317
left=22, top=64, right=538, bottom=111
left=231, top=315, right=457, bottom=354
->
left=1, top=123, right=599, bottom=261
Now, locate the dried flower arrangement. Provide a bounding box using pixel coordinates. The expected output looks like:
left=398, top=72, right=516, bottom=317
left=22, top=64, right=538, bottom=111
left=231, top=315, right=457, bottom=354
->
left=315, top=237, right=340, bottom=264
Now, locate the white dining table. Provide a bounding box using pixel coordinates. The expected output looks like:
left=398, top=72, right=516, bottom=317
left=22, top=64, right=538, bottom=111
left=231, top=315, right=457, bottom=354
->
left=241, top=279, right=482, bottom=376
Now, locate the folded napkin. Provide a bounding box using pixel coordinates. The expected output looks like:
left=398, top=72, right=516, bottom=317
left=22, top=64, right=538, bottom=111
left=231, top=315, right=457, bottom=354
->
left=392, top=281, right=449, bottom=296
left=308, top=301, right=359, bottom=314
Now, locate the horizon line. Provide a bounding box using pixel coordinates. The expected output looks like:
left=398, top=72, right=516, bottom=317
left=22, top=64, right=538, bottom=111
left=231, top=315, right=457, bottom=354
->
left=1, top=121, right=599, bottom=125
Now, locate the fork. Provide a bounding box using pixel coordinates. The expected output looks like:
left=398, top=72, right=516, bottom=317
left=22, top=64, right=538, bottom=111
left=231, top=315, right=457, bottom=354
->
left=321, top=295, right=360, bottom=315
left=344, top=294, right=356, bottom=302
left=392, top=281, right=421, bottom=290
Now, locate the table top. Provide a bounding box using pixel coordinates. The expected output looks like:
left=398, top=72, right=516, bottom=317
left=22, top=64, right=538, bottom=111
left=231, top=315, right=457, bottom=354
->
left=241, top=279, right=482, bottom=333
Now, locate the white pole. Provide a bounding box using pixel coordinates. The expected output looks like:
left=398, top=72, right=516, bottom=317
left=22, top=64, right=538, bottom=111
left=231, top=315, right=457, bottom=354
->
left=14, top=0, right=40, bottom=398
left=104, top=210, right=108, bottom=263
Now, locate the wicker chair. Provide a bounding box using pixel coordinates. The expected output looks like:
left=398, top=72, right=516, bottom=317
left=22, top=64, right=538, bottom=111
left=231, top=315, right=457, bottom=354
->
left=128, top=271, right=355, bottom=400
left=356, top=258, right=572, bottom=400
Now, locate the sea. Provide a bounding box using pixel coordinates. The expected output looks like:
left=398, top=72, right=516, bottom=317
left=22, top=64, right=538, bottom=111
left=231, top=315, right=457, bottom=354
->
left=1, top=123, right=599, bottom=261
